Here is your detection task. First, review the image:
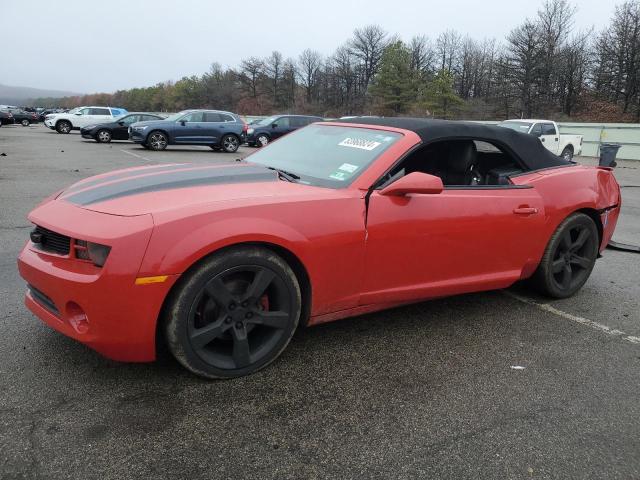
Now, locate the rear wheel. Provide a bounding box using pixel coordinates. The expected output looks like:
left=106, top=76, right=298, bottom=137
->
left=21, top=119, right=30, bottom=127
left=96, top=129, right=112, bottom=143
left=164, top=246, right=301, bottom=379
left=531, top=213, right=598, bottom=298
left=147, top=131, right=168, bottom=151
left=560, top=147, right=573, bottom=161
left=221, top=134, right=240, bottom=153
left=56, top=120, right=71, bottom=134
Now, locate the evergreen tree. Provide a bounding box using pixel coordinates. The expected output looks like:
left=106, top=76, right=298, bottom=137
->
left=369, top=41, right=417, bottom=114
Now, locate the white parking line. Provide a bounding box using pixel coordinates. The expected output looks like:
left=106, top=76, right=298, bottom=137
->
left=120, top=149, right=154, bottom=163
left=503, top=290, right=640, bottom=345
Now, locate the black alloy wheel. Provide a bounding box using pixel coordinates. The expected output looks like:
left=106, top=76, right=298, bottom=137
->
left=531, top=213, right=598, bottom=298
left=221, top=134, right=240, bottom=153
left=164, top=247, right=301, bottom=379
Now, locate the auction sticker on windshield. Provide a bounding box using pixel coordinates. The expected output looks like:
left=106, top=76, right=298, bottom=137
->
left=338, top=137, right=381, bottom=151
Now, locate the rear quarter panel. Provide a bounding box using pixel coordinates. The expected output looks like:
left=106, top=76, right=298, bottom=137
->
left=512, top=165, right=621, bottom=252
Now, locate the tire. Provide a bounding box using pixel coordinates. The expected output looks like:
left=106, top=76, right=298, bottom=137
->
left=147, top=131, right=168, bottom=151
left=256, top=134, right=270, bottom=147
left=96, top=129, right=112, bottom=143
left=56, top=120, right=72, bottom=134
left=163, top=246, right=302, bottom=379
left=531, top=213, right=599, bottom=298
left=21, top=119, right=30, bottom=127
left=221, top=134, right=240, bottom=153
left=560, top=147, right=573, bottom=161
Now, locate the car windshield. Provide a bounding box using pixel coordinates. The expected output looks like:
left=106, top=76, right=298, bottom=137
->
left=255, top=116, right=279, bottom=126
left=498, top=121, right=532, bottom=132
left=247, top=124, right=402, bottom=188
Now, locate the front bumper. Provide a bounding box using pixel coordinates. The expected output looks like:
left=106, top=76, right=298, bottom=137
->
left=129, top=129, right=147, bottom=144
left=44, top=119, right=56, bottom=129
left=80, top=128, right=95, bottom=139
left=17, top=200, right=177, bottom=362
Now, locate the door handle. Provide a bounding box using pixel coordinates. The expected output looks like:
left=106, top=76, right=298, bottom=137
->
left=513, top=207, right=538, bottom=215
left=555, top=138, right=558, bottom=141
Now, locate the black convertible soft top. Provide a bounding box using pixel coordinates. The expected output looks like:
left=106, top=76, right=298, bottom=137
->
left=339, top=117, right=569, bottom=171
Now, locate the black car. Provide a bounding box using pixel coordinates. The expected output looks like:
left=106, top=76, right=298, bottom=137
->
left=2, top=109, right=38, bottom=126
left=246, top=114, right=323, bottom=147
left=81, top=113, right=165, bottom=143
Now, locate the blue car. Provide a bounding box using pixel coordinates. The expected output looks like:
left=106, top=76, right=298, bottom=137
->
left=129, top=109, right=246, bottom=152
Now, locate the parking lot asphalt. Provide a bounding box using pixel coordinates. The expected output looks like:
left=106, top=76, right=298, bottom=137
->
left=1, top=124, right=639, bottom=480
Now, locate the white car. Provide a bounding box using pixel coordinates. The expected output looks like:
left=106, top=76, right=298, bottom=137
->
left=44, top=106, right=126, bottom=134
left=498, top=119, right=582, bottom=161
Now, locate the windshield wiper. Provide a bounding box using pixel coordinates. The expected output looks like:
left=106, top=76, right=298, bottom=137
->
left=267, top=167, right=300, bottom=183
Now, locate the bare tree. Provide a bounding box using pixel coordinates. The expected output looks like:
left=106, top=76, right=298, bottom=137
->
left=238, top=57, right=264, bottom=99
left=349, top=25, right=388, bottom=89
left=298, top=49, right=323, bottom=103
left=265, top=51, right=283, bottom=106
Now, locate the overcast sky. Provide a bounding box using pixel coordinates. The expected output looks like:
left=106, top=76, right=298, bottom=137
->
left=1, top=0, right=615, bottom=94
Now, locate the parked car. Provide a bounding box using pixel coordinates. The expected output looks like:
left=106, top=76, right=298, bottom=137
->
left=497, top=119, right=582, bottom=161
left=17, top=118, right=621, bottom=379
left=80, top=113, right=165, bottom=143
left=44, top=106, right=127, bottom=134
left=129, top=109, right=246, bottom=153
left=2, top=109, right=39, bottom=126
left=0, top=111, right=14, bottom=126
left=246, top=114, right=323, bottom=147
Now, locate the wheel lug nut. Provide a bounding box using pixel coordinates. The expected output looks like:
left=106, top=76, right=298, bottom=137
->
left=241, top=301, right=248, bottom=307
left=245, top=312, right=253, bottom=319
left=228, top=303, right=236, bottom=310
left=225, top=317, right=232, bottom=324
left=235, top=322, right=243, bottom=329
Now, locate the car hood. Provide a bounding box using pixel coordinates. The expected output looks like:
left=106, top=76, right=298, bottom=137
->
left=55, top=163, right=333, bottom=216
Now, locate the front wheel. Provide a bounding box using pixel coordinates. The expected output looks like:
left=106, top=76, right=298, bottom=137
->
left=531, top=213, right=598, bottom=298
left=147, top=131, right=168, bottom=151
left=56, top=120, right=72, bottom=134
left=163, top=246, right=301, bottom=379
left=96, top=129, right=112, bottom=143
left=256, top=134, right=270, bottom=147
left=21, top=119, right=30, bottom=127
left=221, top=134, right=240, bottom=153
left=560, top=147, right=573, bottom=161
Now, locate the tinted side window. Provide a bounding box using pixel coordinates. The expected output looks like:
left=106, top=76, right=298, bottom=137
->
left=541, top=123, right=556, bottom=135
left=220, top=114, right=236, bottom=122
left=121, top=115, right=139, bottom=124
left=183, top=112, right=205, bottom=122
left=290, top=117, right=305, bottom=127
left=91, top=108, right=111, bottom=115
left=204, top=112, right=222, bottom=122
left=276, top=117, right=290, bottom=127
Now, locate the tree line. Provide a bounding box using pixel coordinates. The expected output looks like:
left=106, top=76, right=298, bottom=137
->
left=32, top=0, right=640, bottom=122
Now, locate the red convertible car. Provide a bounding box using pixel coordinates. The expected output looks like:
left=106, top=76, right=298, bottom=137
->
left=18, top=119, right=621, bottom=378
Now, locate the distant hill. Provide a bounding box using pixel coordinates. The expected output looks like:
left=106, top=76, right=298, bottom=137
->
left=0, top=83, right=82, bottom=104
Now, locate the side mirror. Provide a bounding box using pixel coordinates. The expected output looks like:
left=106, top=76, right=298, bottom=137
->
left=380, top=172, right=444, bottom=196
left=180, top=120, right=186, bottom=126
left=271, top=123, right=278, bottom=128
left=75, top=112, right=82, bottom=115
left=117, top=121, right=125, bottom=126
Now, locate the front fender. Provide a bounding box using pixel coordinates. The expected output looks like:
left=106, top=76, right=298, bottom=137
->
left=139, top=215, right=311, bottom=277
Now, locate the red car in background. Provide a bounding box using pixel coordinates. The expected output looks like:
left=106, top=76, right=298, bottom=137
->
left=17, top=119, right=621, bottom=379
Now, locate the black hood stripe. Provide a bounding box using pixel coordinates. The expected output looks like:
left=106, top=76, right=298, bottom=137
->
left=65, top=165, right=277, bottom=205
left=64, top=163, right=191, bottom=194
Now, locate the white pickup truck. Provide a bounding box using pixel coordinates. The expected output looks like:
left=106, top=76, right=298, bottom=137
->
left=497, top=119, right=582, bottom=161
left=44, top=106, right=126, bottom=134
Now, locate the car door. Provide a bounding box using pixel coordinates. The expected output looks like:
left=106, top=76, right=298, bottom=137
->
left=270, top=116, right=291, bottom=140
left=91, top=108, right=113, bottom=125
left=174, top=111, right=206, bottom=143
left=360, top=142, right=546, bottom=306
left=72, top=107, right=92, bottom=127
left=203, top=112, right=224, bottom=144
left=539, top=122, right=559, bottom=154
left=113, top=115, right=139, bottom=140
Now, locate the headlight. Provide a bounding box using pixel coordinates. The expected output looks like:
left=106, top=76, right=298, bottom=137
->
left=74, top=240, right=111, bottom=267
left=247, top=128, right=254, bottom=134
left=84, top=125, right=96, bottom=130
left=45, top=115, right=54, bottom=120
left=133, top=125, right=149, bottom=131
